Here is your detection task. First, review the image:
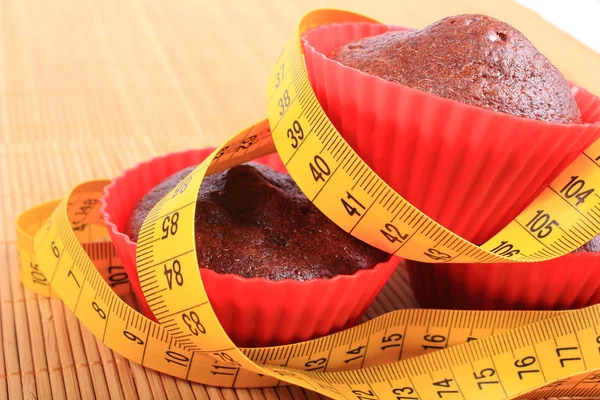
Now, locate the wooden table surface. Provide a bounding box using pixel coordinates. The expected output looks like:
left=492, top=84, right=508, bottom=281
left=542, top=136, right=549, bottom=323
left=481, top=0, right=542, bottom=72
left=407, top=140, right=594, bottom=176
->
left=1, top=0, right=599, bottom=399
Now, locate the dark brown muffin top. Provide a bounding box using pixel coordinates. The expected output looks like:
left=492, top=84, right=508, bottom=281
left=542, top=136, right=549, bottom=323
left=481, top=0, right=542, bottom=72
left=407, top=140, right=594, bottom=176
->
left=574, top=235, right=600, bottom=253
left=329, top=14, right=581, bottom=124
left=125, top=163, right=387, bottom=280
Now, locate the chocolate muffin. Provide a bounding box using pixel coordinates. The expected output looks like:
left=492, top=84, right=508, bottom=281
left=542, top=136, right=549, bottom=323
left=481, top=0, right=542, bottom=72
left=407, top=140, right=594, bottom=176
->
left=575, top=235, right=600, bottom=253
left=330, top=14, right=581, bottom=124
left=125, top=163, right=387, bottom=280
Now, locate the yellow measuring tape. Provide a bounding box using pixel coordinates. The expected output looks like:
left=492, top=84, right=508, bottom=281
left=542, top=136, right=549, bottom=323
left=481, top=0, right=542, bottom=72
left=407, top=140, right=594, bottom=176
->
left=15, top=9, right=600, bottom=400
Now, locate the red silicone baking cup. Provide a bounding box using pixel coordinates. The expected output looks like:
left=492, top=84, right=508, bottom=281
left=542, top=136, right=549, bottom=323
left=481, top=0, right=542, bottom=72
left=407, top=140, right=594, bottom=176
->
left=406, top=253, right=600, bottom=310
left=100, top=148, right=399, bottom=347
left=302, top=22, right=600, bottom=245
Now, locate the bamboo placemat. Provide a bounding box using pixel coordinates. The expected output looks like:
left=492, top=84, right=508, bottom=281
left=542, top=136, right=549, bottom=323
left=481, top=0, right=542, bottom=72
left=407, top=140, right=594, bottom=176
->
left=1, top=0, right=599, bottom=399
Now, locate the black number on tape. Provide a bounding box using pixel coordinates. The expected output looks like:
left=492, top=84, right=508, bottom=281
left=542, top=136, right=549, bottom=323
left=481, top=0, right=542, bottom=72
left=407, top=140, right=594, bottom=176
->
left=556, top=347, right=582, bottom=367
left=237, top=135, right=257, bottom=151
left=584, top=371, right=600, bottom=383
left=433, top=378, right=458, bottom=397
left=74, top=207, right=91, bottom=216
left=423, top=334, right=447, bottom=350
left=489, top=240, right=521, bottom=257
left=278, top=90, right=291, bottom=115
left=381, top=223, right=408, bottom=244
left=473, top=368, right=499, bottom=390
left=310, top=155, right=330, bottom=182
left=75, top=206, right=92, bottom=217
left=161, top=212, right=179, bottom=239
left=275, top=63, right=284, bottom=89
left=68, top=269, right=81, bottom=288
left=305, top=357, right=327, bottom=371
left=181, top=311, right=206, bottom=336
left=546, top=380, right=564, bottom=389
left=30, top=262, right=48, bottom=286
left=123, top=330, right=144, bottom=345
left=351, top=389, right=376, bottom=400
left=424, top=248, right=452, bottom=261
left=212, top=351, right=242, bottom=367
left=75, top=203, right=92, bottom=218
left=51, top=241, right=60, bottom=258
left=107, top=266, right=128, bottom=287
left=214, top=145, right=229, bottom=159
left=273, top=369, right=298, bottom=378
left=211, top=364, right=238, bottom=376
left=525, top=210, right=559, bottom=239
left=560, top=175, right=594, bottom=205
left=72, top=223, right=86, bottom=232
left=514, top=356, right=540, bottom=379
left=165, top=350, right=189, bottom=367
left=164, top=259, right=184, bottom=290
left=287, top=120, right=304, bottom=149
left=381, top=333, right=403, bottom=350
left=172, top=176, right=191, bottom=199
left=342, top=191, right=366, bottom=217
left=392, top=386, right=417, bottom=399
left=344, top=345, right=365, bottom=364
left=92, top=302, right=107, bottom=319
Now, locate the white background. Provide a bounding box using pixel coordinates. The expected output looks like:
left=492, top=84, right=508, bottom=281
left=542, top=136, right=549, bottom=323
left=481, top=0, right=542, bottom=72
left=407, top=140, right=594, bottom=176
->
left=516, top=0, right=600, bottom=54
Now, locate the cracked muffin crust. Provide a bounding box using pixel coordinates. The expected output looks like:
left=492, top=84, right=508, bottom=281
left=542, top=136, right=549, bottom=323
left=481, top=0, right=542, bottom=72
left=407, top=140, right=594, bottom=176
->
left=330, top=14, right=581, bottom=124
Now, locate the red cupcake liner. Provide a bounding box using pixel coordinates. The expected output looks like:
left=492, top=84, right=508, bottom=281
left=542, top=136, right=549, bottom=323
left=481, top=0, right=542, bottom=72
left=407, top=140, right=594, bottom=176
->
left=100, top=148, right=399, bottom=347
left=406, top=253, right=600, bottom=310
left=302, top=22, right=600, bottom=245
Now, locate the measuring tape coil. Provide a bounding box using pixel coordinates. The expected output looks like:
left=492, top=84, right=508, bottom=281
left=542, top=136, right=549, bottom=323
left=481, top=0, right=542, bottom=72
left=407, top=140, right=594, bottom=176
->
left=15, top=9, right=600, bottom=400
